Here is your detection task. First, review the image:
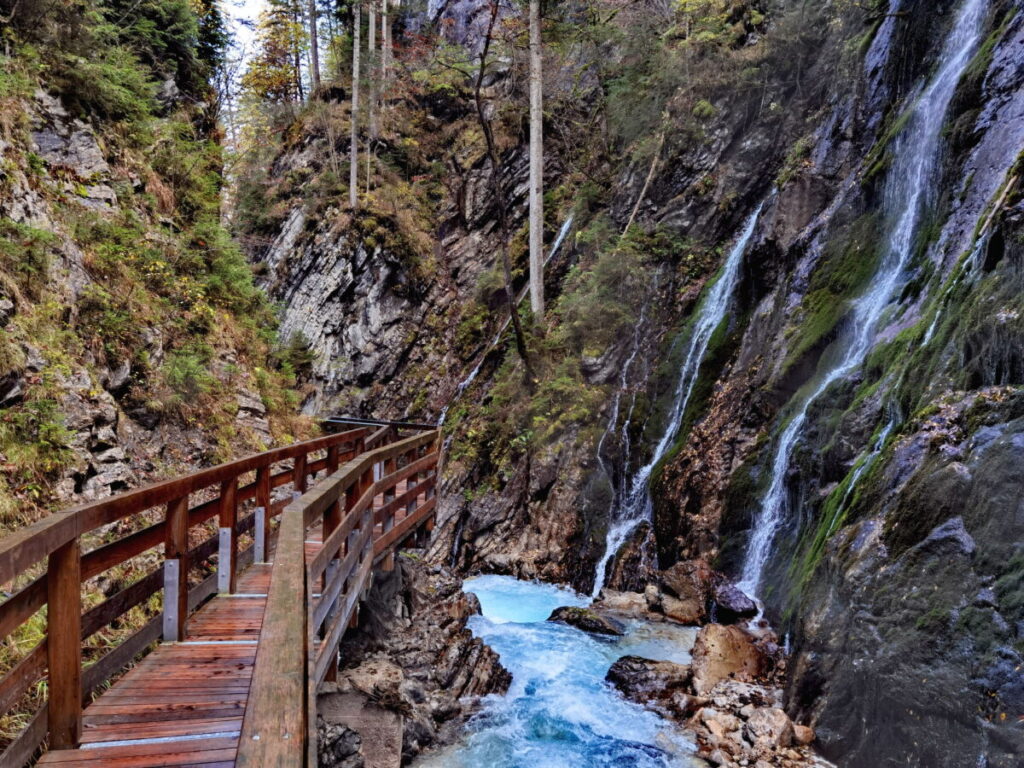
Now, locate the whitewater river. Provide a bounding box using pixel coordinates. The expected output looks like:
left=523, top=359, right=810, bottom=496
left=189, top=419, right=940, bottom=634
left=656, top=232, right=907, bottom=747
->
left=416, top=575, right=703, bottom=767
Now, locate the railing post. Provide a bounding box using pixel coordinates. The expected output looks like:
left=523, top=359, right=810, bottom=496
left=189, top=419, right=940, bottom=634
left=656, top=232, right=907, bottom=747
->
left=47, top=538, right=81, bottom=749
left=164, top=495, right=189, bottom=642
left=293, top=453, right=308, bottom=496
left=218, top=477, right=238, bottom=594
left=254, top=466, right=271, bottom=563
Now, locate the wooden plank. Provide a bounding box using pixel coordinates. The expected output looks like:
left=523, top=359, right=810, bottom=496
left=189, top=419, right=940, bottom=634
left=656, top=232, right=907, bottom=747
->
left=0, top=703, right=47, bottom=768
left=0, top=574, right=46, bottom=640
left=311, top=523, right=372, bottom=631
left=0, top=641, right=46, bottom=714
left=0, top=510, right=78, bottom=587
left=314, top=555, right=372, bottom=684
left=236, top=503, right=307, bottom=768
left=374, top=497, right=437, bottom=557
left=82, top=615, right=162, bottom=700
left=81, top=569, right=162, bottom=641
left=80, top=521, right=164, bottom=582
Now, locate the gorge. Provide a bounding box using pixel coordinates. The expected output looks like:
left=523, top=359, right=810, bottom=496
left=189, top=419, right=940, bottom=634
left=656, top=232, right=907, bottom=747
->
left=1, top=0, right=1023, bottom=766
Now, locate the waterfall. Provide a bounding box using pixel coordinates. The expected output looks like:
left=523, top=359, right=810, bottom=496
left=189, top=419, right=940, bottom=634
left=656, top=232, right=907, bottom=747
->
left=438, top=215, right=575, bottom=426
left=738, top=0, right=989, bottom=597
left=591, top=203, right=765, bottom=597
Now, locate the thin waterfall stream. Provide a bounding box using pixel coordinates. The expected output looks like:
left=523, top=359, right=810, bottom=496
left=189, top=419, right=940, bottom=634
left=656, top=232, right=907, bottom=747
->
left=591, top=203, right=766, bottom=596
left=738, top=0, right=989, bottom=598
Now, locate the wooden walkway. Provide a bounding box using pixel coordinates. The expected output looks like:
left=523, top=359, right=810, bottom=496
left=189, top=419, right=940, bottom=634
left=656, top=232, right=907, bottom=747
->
left=0, top=426, right=439, bottom=768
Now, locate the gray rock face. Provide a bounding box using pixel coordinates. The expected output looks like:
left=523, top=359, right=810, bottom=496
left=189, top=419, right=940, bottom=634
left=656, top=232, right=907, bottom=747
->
left=31, top=90, right=111, bottom=179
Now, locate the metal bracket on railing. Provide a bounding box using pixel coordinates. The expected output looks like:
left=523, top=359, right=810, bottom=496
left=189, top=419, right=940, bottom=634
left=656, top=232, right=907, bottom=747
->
left=163, top=559, right=181, bottom=642
left=217, top=528, right=233, bottom=594
left=254, top=506, right=267, bottom=563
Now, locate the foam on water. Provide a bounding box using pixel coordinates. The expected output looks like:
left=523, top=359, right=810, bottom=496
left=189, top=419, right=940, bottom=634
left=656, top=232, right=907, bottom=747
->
left=415, top=575, right=700, bottom=767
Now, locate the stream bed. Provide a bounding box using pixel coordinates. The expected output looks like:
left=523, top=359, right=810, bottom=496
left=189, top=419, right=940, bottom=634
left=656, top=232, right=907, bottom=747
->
left=416, top=575, right=703, bottom=767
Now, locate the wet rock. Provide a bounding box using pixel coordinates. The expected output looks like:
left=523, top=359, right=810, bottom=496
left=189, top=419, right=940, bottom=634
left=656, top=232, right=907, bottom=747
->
left=605, top=655, right=692, bottom=707
left=691, top=624, right=768, bottom=695
left=712, top=582, right=758, bottom=624
left=547, top=606, right=625, bottom=635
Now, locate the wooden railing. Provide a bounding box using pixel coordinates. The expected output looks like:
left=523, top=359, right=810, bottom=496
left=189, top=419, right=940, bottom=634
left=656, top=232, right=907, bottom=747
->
left=0, top=427, right=370, bottom=766
left=237, top=428, right=441, bottom=767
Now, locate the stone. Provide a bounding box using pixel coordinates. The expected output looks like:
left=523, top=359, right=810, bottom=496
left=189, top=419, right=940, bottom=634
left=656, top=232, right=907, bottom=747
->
left=691, top=625, right=768, bottom=695
left=659, top=560, right=713, bottom=624
left=743, top=707, right=794, bottom=749
left=0, top=297, right=14, bottom=327
left=712, top=582, right=758, bottom=624
left=644, top=583, right=662, bottom=610
left=792, top=723, right=814, bottom=746
left=547, top=606, right=625, bottom=635
left=316, top=715, right=364, bottom=768
left=594, top=589, right=650, bottom=618
left=104, top=360, right=132, bottom=393
left=605, top=655, right=691, bottom=704
left=662, top=594, right=704, bottom=625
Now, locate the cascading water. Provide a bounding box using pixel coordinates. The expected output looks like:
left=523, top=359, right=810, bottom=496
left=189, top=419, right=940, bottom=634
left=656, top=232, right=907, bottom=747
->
left=738, top=0, right=989, bottom=597
left=591, top=203, right=765, bottom=597
left=438, top=215, right=575, bottom=427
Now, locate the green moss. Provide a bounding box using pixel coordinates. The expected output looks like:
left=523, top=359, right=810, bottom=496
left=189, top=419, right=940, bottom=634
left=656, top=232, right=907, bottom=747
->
left=862, top=104, right=915, bottom=184
left=780, top=213, right=883, bottom=377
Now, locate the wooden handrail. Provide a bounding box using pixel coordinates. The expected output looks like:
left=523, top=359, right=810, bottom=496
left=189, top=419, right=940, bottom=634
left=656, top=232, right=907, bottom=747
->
left=237, top=429, right=441, bottom=767
left=0, top=427, right=369, bottom=764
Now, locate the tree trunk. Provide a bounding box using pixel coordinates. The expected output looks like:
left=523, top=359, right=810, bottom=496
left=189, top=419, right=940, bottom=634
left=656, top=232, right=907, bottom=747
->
left=350, top=1, right=361, bottom=210
left=475, top=0, right=533, bottom=381
left=528, top=0, right=544, bottom=317
left=308, top=0, right=320, bottom=91
left=368, top=0, right=377, bottom=140
left=382, top=0, right=391, bottom=83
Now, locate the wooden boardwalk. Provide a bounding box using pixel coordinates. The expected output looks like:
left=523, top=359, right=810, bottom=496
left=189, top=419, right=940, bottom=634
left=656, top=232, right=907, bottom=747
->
left=0, top=426, right=439, bottom=768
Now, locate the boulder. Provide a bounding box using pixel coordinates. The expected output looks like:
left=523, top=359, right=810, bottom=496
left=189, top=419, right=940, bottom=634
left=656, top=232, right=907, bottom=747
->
left=691, top=624, right=768, bottom=695
left=662, top=594, right=704, bottom=625
left=606, top=655, right=692, bottom=704
left=594, top=589, right=650, bottom=619
left=658, top=559, right=713, bottom=624
left=547, top=606, right=625, bottom=636
left=792, top=723, right=815, bottom=746
left=743, top=707, right=794, bottom=749
left=712, top=582, right=758, bottom=623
